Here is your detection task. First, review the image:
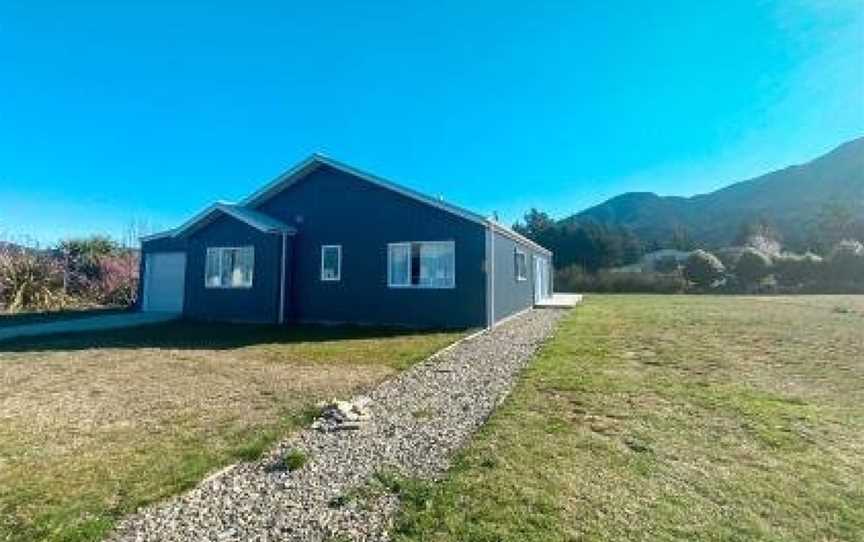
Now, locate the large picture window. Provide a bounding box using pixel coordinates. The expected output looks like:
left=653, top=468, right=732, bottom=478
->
left=388, top=241, right=455, bottom=289
left=321, top=245, right=341, bottom=281
left=205, top=246, right=254, bottom=288
left=515, top=249, right=528, bottom=281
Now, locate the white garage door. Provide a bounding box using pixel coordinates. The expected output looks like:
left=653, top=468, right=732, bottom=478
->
left=143, top=252, right=186, bottom=312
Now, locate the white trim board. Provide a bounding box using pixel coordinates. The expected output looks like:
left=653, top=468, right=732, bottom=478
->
left=485, top=226, right=494, bottom=328
left=279, top=232, right=288, bottom=324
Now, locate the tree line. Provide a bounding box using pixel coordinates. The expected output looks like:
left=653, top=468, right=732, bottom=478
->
left=513, top=203, right=864, bottom=294
left=513, top=209, right=642, bottom=272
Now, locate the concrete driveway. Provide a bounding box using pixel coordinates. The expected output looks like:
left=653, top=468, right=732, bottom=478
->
left=0, top=312, right=180, bottom=343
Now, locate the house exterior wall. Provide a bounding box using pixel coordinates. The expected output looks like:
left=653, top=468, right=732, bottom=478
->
left=138, top=163, right=554, bottom=329
left=255, top=165, right=488, bottom=329
left=490, top=229, right=550, bottom=323
left=182, top=215, right=285, bottom=323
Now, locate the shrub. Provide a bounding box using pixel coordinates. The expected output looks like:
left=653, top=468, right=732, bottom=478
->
left=714, top=247, right=745, bottom=270
left=0, top=248, right=69, bottom=312
left=828, top=240, right=864, bottom=283
left=92, top=252, right=139, bottom=306
left=555, top=265, right=686, bottom=294
left=653, top=256, right=680, bottom=275
left=774, top=252, right=823, bottom=287
left=58, top=236, right=119, bottom=297
left=0, top=237, right=139, bottom=314
left=283, top=449, right=308, bottom=472
left=735, top=248, right=773, bottom=287
left=683, top=250, right=726, bottom=288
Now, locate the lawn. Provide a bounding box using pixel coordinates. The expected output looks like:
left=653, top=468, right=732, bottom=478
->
left=392, top=295, right=864, bottom=541
left=0, top=321, right=465, bottom=542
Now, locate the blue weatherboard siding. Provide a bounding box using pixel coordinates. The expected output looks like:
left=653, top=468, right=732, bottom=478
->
left=184, top=214, right=286, bottom=323
left=255, top=165, right=488, bottom=328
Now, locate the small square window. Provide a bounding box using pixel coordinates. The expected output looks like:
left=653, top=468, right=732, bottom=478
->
left=321, top=245, right=341, bottom=281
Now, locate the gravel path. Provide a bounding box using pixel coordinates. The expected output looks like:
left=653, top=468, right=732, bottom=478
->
left=108, top=308, right=565, bottom=542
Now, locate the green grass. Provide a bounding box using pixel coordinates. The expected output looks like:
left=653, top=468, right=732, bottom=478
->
left=0, top=321, right=465, bottom=542
left=282, top=449, right=309, bottom=472
left=392, top=295, right=864, bottom=542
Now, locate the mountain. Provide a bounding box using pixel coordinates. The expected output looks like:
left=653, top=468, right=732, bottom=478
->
left=565, top=137, right=864, bottom=249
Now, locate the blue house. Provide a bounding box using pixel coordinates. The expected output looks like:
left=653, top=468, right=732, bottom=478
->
left=139, top=155, right=553, bottom=329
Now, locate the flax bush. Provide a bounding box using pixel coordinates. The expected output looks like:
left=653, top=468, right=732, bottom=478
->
left=0, top=248, right=69, bottom=312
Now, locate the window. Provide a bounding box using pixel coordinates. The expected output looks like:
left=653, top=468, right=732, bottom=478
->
left=515, top=249, right=528, bottom=281
left=205, top=247, right=254, bottom=288
left=321, top=245, right=341, bottom=281
left=388, top=241, right=455, bottom=288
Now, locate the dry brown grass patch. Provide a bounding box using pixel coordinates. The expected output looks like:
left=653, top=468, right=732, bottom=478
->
left=0, top=321, right=463, bottom=541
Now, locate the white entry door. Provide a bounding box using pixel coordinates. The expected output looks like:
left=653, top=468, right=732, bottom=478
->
left=534, top=256, right=548, bottom=303
left=534, top=256, right=543, bottom=303
left=143, top=252, right=186, bottom=312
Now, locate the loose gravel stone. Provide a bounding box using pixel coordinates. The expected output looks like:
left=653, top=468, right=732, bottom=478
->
left=107, top=308, right=565, bottom=542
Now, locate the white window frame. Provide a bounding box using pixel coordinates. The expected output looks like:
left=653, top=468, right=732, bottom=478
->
left=205, top=246, right=254, bottom=289
left=515, top=249, right=528, bottom=281
left=387, top=241, right=455, bottom=289
left=321, top=244, right=342, bottom=281
left=387, top=242, right=412, bottom=288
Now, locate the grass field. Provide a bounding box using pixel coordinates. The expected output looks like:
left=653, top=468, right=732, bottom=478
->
left=392, top=296, right=864, bottom=541
left=0, top=321, right=464, bottom=542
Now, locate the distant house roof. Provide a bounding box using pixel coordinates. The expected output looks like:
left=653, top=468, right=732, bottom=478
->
left=142, top=155, right=550, bottom=255
left=642, top=249, right=692, bottom=261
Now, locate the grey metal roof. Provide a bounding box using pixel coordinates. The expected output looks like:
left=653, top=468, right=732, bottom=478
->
left=215, top=204, right=296, bottom=234
left=166, top=202, right=297, bottom=239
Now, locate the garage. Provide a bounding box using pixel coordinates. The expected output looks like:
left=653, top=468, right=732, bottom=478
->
left=142, top=252, right=186, bottom=312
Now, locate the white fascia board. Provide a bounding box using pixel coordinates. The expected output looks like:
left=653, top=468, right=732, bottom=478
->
left=486, top=221, right=552, bottom=256
left=139, top=230, right=175, bottom=242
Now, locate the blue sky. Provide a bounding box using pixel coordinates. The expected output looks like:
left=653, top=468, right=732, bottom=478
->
left=1, top=0, right=862, bottom=245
